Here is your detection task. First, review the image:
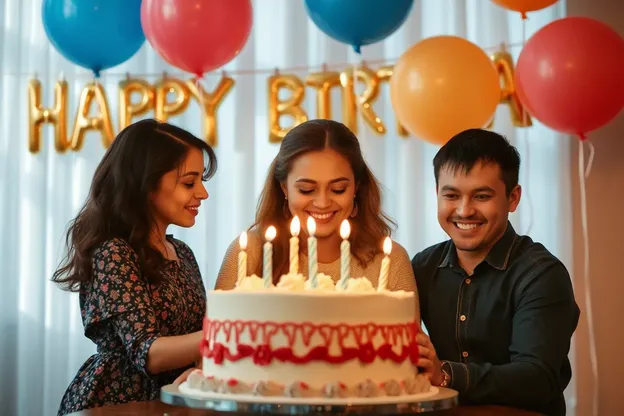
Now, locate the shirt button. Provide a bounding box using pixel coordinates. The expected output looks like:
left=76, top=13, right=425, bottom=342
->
left=462, top=351, right=469, bottom=358
left=460, top=314, right=467, bottom=322
left=465, top=278, right=471, bottom=284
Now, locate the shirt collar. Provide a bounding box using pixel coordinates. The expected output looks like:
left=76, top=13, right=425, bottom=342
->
left=438, top=221, right=518, bottom=271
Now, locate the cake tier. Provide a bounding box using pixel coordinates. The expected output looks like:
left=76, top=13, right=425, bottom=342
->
left=200, top=290, right=423, bottom=397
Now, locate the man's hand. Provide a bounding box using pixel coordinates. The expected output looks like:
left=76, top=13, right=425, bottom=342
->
left=417, top=332, right=444, bottom=386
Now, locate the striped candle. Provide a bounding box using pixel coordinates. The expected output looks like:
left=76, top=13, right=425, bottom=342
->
left=263, top=226, right=277, bottom=288
left=338, top=220, right=351, bottom=290
left=377, top=237, right=392, bottom=291
left=307, top=217, right=318, bottom=287
left=289, top=216, right=300, bottom=274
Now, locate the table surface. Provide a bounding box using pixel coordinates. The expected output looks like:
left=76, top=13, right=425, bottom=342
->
left=67, top=400, right=542, bottom=415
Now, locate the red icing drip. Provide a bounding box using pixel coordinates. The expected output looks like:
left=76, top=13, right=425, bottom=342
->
left=227, top=378, right=238, bottom=386
left=202, top=319, right=420, bottom=366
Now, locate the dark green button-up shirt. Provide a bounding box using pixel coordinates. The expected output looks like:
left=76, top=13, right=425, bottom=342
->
left=412, top=222, right=579, bottom=416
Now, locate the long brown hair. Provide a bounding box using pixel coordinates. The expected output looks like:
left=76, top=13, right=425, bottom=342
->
left=252, top=119, right=395, bottom=282
left=52, top=119, right=217, bottom=292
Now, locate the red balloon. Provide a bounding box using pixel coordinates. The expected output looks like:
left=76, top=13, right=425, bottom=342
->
left=141, top=0, right=253, bottom=76
left=516, top=17, right=624, bottom=137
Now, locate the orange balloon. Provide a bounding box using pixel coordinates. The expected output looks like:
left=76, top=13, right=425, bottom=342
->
left=390, top=36, right=500, bottom=146
left=491, top=0, right=559, bottom=19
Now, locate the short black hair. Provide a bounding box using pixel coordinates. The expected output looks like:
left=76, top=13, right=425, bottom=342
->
left=433, top=128, right=520, bottom=195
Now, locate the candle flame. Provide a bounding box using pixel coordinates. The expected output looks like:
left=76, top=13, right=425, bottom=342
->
left=290, top=216, right=300, bottom=236
left=265, top=225, right=277, bottom=241
left=340, top=219, right=350, bottom=239
left=239, top=231, right=248, bottom=250
left=383, top=237, right=392, bottom=255
left=307, top=216, right=316, bottom=237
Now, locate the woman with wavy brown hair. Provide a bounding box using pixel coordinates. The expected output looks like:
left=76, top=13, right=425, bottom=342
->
left=53, top=119, right=217, bottom=415
left=215, top=119, right=419, bottom=314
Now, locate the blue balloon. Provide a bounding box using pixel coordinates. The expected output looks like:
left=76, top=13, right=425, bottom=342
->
left=42, top=0, right=144, bottom=77
left=304, top=0, right=414, bottom=53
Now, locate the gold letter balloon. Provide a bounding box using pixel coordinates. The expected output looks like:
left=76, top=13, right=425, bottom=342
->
left=27, top=57, right=529, bottom=153
left=27, top=79, right=70, bottom=153
left=70, top=81, right=115, bottom=151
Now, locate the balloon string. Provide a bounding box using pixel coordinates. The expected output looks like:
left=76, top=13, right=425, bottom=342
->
left=520, top=18, right=534, bottom=237
left=196, top=76, right=206, bottom=139
left=585, top=140, right=595, bottom=178
left=579, top=139, right=599, bottom=416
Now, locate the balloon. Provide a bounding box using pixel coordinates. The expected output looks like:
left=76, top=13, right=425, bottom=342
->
left=27, top=79, right=69, bottom=153
left=70, top=82, right=115, bottom=151
left=187, top=76, right=236, bottom=147
left=118, top=78, right=155, bottom=131
left=305, top=70, right=342, bottom=119
left=390, top=36, right=501, bottom=146
left=304, top=0, right=413, bottom=54
left=339, top=66, right=386, bottom=135
left=490, top=49, right=532, bottom=128
left=515, top=17, right=624, bottom=138
left=141, top=0, right=253, bottom=76
left=42, top=0, right=144, bottom=77
left=154, top=78, right=191, bottom=122
left=267, top=73, right=308, bottom=143
left=490, top=0, right=559, bottom=19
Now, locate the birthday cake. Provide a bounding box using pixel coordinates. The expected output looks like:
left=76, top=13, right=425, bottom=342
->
left=181, top=273, right=431, bottom=399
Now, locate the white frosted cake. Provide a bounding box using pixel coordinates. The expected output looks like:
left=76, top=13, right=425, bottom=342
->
left=182, top=273, right=431, bottom=399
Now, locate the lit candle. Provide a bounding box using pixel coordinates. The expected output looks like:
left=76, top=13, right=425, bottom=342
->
left=237, top=231, right=248, bottom=286
left=263, top=226, right=277, bottom=288
left=307, top=216, right=318, bottom=287
left=378, top=237, right=392, bottom=291
left=338, top=220, right=351, bottom=290
left=289, top=216, right=300, bottom=274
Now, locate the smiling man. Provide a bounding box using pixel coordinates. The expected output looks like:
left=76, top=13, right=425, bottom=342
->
left=411, top=129, right=579, bottom=416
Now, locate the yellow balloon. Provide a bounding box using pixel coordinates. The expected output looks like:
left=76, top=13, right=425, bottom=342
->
left=390, top=35, right=500, bottom=146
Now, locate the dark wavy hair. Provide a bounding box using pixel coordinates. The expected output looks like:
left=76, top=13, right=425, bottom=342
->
left=253, top=119, right=396, bottom=282
left=52, top=119, right=217, bottom=292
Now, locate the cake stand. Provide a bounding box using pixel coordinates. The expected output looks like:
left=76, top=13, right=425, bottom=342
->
left=161, top=383, right=459, bottom=414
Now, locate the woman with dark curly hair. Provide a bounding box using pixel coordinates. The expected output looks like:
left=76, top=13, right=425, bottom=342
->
left=53, top=119, right=217, bottom=415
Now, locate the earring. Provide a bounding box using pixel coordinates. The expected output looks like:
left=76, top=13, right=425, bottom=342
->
left=350, top=200, right=358, bottom=218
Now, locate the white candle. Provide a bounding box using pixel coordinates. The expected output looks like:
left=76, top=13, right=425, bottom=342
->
left=237, top=231, right=248, bottom=286
left=263, top=226, right=277, bottom=288
left=338, top=220, right=351, bottom=290
left=378, top=237, right=392, bottom=291
left=307, top=217, right=318, bottom=287
left=289, top=216, right=300, bottom=274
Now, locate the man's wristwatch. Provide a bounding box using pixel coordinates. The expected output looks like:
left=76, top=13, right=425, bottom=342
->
left=440, top=361, right=452, bottom=387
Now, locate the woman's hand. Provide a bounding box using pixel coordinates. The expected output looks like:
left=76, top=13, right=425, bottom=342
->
left=416, top=332, right=444, bottom=386
left=174, top=367, right=197, bottom=385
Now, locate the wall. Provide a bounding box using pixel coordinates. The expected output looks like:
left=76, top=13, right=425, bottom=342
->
left=567, top=0, right=624, bottom=415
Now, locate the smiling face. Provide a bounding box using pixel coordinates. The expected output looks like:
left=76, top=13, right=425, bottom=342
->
left=281, top=148, right=356, bottom=239
left=151, top=147, right=209, bottom=231
left=437, top=161, right=521, bottom=257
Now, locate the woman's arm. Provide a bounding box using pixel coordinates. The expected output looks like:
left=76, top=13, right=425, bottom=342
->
left=146, top=331, right=203, bottom=374
left=214, top=231, right=263, bottom=290
left=388, top=243, right=421, bottom=324
left=86, top=239, right=203, bottom=376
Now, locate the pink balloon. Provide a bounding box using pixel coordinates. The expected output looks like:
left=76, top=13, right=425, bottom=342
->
left=515, top=17, right=624, bottom=138
left=141, top=0, right=253, bottom=76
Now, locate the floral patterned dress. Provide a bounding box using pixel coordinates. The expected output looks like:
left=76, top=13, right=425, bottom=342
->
left=57, top=236, right=206, bottom=415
